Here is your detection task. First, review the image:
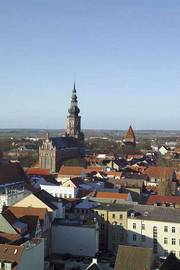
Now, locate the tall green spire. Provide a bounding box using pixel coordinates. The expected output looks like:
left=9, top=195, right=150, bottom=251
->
left=68, top=82, right=80, bottom=115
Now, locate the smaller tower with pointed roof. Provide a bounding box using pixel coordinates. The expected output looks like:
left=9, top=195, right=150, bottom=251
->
left=123, top=125, right=136, bottom=146
left=66, top=83, right=84, bottom=143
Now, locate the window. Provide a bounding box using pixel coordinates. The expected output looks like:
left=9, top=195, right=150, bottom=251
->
left=142, top=224, right=145, bottom=230
left=120, top=214, right=123, bottom=219
left=64, top=194, right=67, bottom=198
left=172, top=227, right=175, bottom=233
left=112, top=214, right=116, bottom=219
left=133, top=223, right=136, bottom=229
left=164, top=238, right=168, bottom=245
left=141, top=235, right=146, bottom=242
left=164, top=226, right=168, bottom=232
left=164, top=250, right=168, bottom=256
left=69, top=194, right=72, bottom=198
left=172, top=238, right=176, bottom=245
left=133, top=234, right=136, bottom=241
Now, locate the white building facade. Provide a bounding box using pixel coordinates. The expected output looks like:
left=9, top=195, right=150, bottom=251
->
left=40, top=184, right=78, bottom=199
left=127, top=206, right=180, bottom=259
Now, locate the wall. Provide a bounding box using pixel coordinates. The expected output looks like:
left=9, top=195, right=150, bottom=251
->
left=40, top=184, right=77, bottom=199
left=18, top=239, right=44, bottom=270
left=128, top=217, right=180, bottom=258
left=51, top=223, right=99, bottom=257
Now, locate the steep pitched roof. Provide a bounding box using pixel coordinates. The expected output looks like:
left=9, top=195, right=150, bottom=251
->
left=0, top=244, right=24, bottom=270
left=123, top=125, right=136, bottom=144
left=33, top=189, right=58, bottom=210
left=115, top=245, right=153, bottom=270
left=0, top=160, right=28, bottom=184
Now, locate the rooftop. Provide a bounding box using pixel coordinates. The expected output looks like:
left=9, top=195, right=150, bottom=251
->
left=95, top=192, right=129, bottom=200
left=131, top=204, right=180, bottom=223
left=114, top=245, right=153, bottom=270
left=147, top=194, right=180, bottom=205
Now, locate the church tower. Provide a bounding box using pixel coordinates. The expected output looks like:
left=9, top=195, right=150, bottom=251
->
left=66, top=83, right=84, bottom=143
left=39, top=132, right=56, bottom=173
left=123, top=125, right=136, bottom=146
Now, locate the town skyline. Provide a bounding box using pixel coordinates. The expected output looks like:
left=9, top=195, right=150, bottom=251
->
left=1, top=1, right=180, bottom=129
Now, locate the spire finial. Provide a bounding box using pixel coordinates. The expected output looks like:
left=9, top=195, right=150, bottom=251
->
left=73, top=81, right=76, bottom=93
left=45, top=131, right=49, bottom=141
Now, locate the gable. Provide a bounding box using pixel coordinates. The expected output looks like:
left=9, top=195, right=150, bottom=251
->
left=13, top=194, right=53, bottom=212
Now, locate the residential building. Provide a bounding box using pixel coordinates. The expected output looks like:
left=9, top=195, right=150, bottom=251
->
left=93, top=203, right=133, bottom=252
left=0, top=238, right=44, bottom=270
left=127, top=205, right=180, bottom=259
left=13, top=190, right=65, bottom=220
left=0, top=160, right=28, bottom=212
left=40, top=183, right=78, bottom=199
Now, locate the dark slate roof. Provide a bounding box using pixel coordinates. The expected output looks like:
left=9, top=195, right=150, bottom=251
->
left=160, top=253, right=180, bottom=270
left=114, top=245, right=153, bottom=270
left=131, top=204, right=180, bottom=223
left=93, top=203, right=134, bottom=212
left=0, top=160, right=28, bottom=185
left=50, top=136, right=79, bottom=149
left=34, top=190, right=58, bottom=210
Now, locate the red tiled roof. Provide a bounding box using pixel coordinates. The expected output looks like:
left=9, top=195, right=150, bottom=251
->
left=95, top=192, right=129, bottom=200
left=147, top=195, right=180, bottom=205
left=84, top=166, right=103, bottom=173
left=107, top=171, right=122, bottom=177
left=3, top=206, right=47, bottom=221
left=124, top=125, right=136, bottom=143
left=144, top=166, right=175, bottom=180
left=26, top=167, right=50, bottom=176
left=0, top=244, right=24, bottom=270
left=59, top=165, right=84, bottom=176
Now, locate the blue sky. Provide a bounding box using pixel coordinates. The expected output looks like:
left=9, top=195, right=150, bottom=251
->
left=0, top=0, right=180, bottom=130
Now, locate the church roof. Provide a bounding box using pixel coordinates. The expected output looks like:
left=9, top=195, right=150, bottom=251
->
left=123, top=125, right=136, bottom=144
left=50, top=136, right=80, bottom=150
